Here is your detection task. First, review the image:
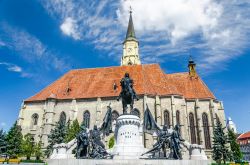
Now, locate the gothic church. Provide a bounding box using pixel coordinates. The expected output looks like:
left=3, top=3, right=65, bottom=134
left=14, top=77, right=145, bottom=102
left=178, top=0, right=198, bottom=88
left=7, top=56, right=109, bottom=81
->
left=17, top=12, right=226, bottom=159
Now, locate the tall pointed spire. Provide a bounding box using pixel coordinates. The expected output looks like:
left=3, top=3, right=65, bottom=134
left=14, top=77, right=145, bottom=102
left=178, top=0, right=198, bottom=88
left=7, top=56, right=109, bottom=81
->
left=125, top=7, right=136, bottom=41
left=121, top=7, right=141, bottom=66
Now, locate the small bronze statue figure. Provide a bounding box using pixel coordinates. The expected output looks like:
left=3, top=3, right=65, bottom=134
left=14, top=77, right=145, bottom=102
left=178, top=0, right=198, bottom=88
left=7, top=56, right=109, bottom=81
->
left=76, top=125, right=89, bottom=159
left=142, top=125, right=171, bottom=158
left=169, top=124, right=184, bottom=160
left=99, top=104, right=113, bottom=136
left=117, top=72, right=139, bottom=114
left=142, top=105, right=185, bottom=159
left=76, top=105, right=113, bottom=159
left=90, top=125, right=106, bottom=149
left=89, top=125, right=111, bottom=159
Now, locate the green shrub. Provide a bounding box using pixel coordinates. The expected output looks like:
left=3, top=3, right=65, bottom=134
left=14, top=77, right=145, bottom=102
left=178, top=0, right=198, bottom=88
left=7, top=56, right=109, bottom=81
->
left=108, top=136, right=115, bottom=149
left=211, top=162, right=249, bottom=165
left=21, top=159, right=44, bottom=163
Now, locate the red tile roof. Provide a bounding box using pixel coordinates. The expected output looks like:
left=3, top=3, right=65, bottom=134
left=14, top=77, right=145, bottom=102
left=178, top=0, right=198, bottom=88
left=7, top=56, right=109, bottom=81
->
left=238, top=131, right=250, bottom=140
left=25, top=64, right=215, bottom=102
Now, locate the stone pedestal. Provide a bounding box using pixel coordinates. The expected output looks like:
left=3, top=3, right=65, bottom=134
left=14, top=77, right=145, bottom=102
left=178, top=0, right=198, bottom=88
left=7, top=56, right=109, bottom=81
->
left=190, top=148, right=207, bottom=160
left=112, top=115, right=145, bottom=159
left=50, top=139, right=76, bottom=159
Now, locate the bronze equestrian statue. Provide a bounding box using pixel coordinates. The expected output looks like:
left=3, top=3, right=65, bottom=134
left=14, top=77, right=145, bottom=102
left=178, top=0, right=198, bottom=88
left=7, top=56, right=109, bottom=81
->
left=117, top=73, right=139, bottom=114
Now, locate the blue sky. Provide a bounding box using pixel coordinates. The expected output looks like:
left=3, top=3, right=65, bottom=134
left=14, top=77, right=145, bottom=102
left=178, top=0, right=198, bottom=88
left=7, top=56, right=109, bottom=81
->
left=0, top=0, right=249, bottom=133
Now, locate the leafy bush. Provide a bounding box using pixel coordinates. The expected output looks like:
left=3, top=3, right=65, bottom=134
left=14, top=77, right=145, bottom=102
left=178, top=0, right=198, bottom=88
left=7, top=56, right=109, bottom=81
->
left=21, top=159, right=44, bottom=163
left=21, top=134, right=34, bottom=160
left=108, top=136, right=115, bottom=149
left=65, top=119, right=80, bottom=143
left=211, top=162, right=249, bottom=165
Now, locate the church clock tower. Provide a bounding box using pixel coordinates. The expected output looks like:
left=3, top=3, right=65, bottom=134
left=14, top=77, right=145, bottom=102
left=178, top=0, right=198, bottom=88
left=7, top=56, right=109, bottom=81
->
left=121, top=10, right=141, bottom=66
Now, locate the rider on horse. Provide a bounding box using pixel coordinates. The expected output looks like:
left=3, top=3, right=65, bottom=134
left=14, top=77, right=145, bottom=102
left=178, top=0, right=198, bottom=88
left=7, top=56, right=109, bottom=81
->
left=117, top=73, right=139, bottom=114
left=117, top=73, right=139, bottom=101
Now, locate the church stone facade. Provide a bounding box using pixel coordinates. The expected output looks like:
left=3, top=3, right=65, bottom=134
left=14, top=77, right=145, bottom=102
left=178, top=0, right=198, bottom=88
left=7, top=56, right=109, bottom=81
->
left=17, top=12, right=226, bottom=159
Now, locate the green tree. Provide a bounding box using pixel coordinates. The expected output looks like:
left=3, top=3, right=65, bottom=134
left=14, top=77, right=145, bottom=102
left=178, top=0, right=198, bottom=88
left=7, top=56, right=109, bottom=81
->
left=0, top=129, right=7, bottom=155
left=212, top=120, right=232, bottom=164
left=65, top=119, right=80, bottom=143
left=34, top=141, right=43, bottom=160
left=45, top=120, right=67, bottom=157
left=65, top=119, right=70, bottom=136
left=6, top=121, right=23, bottom=158
left=108, top=136, right=115, bottom=149
left=228, top=129, right=242, bottom=161
left=21, top=133, right=34, bottom=160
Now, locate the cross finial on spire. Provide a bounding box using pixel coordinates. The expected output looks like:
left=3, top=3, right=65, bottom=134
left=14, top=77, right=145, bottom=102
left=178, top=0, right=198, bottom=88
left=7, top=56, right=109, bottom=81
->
left=125, top=6, right=136, bottom=40
left=129, top=6, right=132, bottom=14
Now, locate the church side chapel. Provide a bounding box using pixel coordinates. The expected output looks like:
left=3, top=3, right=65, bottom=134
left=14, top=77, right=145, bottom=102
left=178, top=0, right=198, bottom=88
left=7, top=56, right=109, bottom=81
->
left=17, top=11, right=226, bottom=159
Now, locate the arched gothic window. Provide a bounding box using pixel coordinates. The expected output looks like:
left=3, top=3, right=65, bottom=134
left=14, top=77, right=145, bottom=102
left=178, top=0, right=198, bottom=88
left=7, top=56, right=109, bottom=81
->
left=176, top=110, right=180, bottom=125
left=202, top=113, right=211, bottom=149
left=164, top=110, right=170, bottom=128
left=32, top=113, right=39, bottom=126
left=59, top=112, right=66, bottom=124
left=111, top=110, right=119, bottom=132
left=112, top=110, right=119, bottom=122
left=131, top=108, right=140, bottom=118
left=83, top=111, right=90, bottom=128
left=215, top=114, right=220, bottom=123
left=176, top=110, right=181, bottom=135
left=189, top=113, right=196, bottom=144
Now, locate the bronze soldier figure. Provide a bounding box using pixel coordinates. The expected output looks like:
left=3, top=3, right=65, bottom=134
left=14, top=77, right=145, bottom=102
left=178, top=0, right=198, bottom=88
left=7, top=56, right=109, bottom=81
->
left=89, top=125, right=110, bottom=159
left=142, top=125, right=171, bottom=158
left=76, top=125, right=89, bottom=159
left=169, top=124, right=184, bottom=160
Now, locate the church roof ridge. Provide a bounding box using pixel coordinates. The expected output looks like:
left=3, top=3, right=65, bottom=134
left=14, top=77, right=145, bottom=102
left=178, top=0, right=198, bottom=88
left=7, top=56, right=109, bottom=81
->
left=238, top=131, right=250, bottom=140
left=166, top=72, right=189, bottom=75
left=70, top=63, right=158, bottom=72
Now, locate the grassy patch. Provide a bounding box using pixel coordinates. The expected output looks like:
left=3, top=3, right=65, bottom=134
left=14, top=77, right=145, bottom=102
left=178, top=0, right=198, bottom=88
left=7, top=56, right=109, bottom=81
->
left=211, top=163, right=249, bottom=165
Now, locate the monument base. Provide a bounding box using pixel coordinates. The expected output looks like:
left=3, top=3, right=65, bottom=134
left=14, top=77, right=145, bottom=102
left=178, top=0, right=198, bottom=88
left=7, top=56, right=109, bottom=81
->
left=47, top=159, right=211, bottom=165
left=112, top=115, right=145, bottom=159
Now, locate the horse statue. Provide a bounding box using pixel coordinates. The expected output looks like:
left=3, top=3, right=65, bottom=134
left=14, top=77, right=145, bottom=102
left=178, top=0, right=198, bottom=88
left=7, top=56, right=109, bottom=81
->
left=117, top=73, right=139, bottom=114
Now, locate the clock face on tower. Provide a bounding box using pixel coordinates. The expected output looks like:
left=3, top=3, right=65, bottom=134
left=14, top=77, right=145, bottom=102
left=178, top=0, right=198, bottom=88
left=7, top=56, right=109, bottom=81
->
left=127, top=47, right=134, bottom=55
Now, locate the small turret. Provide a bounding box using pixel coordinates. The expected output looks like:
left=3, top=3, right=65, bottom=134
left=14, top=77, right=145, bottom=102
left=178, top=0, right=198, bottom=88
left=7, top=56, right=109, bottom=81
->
left=226, top=117, right=237, bottom=133
left=188, top=56, right=197, bottom=77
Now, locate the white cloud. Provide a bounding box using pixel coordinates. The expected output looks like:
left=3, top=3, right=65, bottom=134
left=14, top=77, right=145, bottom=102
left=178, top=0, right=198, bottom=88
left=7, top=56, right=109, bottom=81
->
left=0, top=62, right=22, bottom=72
left=8, top=65, right=22, bottom=72
left=0, top=62, right=32, bottom=77
left=0, top=23, right=71, bottom=73
left=40, top=0, right=250, bottom=74
left=60, top=17, right=80, bottom=40
left=118, top=0, right=222, bottom=44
